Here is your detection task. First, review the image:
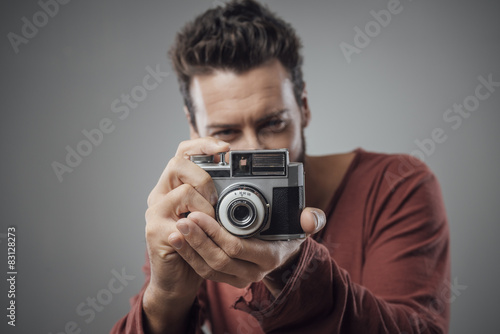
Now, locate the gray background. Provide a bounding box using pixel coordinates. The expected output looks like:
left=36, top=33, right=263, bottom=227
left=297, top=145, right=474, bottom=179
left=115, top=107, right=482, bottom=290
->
left=1, top=0, right=499, bottom=333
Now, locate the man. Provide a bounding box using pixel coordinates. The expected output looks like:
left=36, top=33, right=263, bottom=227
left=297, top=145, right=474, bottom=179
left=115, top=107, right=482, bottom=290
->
left=112, top=1, right=450, bottom=333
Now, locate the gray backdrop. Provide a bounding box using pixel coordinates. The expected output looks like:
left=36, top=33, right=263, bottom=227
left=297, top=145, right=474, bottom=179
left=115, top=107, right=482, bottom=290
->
left=1, top=0, right=499, bottom=333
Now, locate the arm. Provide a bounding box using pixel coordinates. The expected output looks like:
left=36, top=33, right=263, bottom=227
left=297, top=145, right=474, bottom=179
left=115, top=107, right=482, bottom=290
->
left=110, top=138, right=231, bottom=334
left=109, top=137, right=321, bottom=333
left=110, top=253, right=204, bottom=334
left=233, top=164, right=450, bottom=333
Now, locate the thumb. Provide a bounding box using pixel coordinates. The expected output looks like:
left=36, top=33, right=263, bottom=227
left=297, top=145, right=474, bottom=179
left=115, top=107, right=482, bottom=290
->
left=300, top=207, right=326, bottom=235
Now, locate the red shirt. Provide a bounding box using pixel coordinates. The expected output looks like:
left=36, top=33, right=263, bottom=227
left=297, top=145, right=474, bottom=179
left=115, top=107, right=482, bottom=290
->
left=111, top=149, right=450, bottom=333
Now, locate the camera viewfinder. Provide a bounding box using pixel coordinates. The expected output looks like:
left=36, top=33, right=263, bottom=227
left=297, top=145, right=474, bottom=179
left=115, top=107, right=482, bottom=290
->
left=232, top=153, right=252, bottom=176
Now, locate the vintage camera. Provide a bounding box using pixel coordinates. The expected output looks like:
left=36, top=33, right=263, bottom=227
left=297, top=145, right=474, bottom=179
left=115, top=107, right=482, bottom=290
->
left=190, top=149, right=305, bottom=240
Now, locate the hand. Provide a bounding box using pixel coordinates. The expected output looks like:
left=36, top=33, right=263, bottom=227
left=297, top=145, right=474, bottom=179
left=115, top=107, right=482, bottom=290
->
left=169, top=206, right=326, bottom=297
left=143, top=137, right=230, bottom=333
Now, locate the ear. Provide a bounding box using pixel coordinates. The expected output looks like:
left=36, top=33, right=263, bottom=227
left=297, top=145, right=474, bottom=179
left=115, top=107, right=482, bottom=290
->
left=184, top=106, right=200, bottom=139
left=300, top=84, right=311, bottom=128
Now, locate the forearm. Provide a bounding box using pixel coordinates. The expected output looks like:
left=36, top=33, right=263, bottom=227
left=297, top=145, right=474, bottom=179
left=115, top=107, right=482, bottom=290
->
left=262, top=243, right=302, bottom=298
left=234, top=238, right=449, bottom=333
left=142, top=284, right=196, bottom=334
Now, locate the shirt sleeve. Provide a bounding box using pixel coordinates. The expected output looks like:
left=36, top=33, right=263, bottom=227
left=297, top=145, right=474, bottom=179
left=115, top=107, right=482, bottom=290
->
left=233, top=161, right=451, bottom=333
left=109, top=252, right=205, bottom=334
left=109, top=253, right=149, bottom=334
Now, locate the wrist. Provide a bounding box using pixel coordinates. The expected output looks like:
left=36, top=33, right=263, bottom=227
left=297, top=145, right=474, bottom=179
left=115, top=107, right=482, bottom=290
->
left=263, top=244, right=303, bottom=297
left=142, top=283, right=196, bottom=334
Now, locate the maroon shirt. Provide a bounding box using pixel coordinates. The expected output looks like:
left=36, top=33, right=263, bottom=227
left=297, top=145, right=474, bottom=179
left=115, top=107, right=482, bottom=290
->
left=111, top=149, right=450, bottom=333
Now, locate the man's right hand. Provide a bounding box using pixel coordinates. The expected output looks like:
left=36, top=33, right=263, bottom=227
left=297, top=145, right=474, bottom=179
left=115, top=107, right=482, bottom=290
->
left=142, top=138, right=230, bottom=334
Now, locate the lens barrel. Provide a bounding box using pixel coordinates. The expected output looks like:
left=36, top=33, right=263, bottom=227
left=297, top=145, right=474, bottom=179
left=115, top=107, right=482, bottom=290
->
left=228, top=200, right=256, bottom=227
left=216, top=185, right=269, bottom=238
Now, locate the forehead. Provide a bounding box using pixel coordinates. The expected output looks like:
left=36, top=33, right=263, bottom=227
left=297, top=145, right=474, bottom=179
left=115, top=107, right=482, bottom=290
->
left=189, top=60, right=296, bottom=124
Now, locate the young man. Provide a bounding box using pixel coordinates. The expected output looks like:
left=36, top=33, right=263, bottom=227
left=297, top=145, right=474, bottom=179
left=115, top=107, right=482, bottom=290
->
left=112, top=1, right=450, bottom=333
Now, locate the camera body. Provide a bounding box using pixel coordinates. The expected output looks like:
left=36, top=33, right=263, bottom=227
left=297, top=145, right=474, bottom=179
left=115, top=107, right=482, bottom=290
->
left=190, top=149, right=305, bottom=240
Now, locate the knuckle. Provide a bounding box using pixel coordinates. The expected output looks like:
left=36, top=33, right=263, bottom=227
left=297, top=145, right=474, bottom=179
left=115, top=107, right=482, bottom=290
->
left=212, top=256, right=230, bottom=272
left=145, top=207, right=155, bottom=223
left=190, top=236, right=205, bottom=250
left=177, top=183, right=195, bottom=196
left=199, top=171, right=213, bottom=186
left=156, top=248, right=170, bottom=261
left=166, top=157, right=182, bottom=182
left=147, top=192, right=157, bottom=207
left=168, top=155, right=183, bottom=169
left=225, top=241, right=244, bottom=258
left=200, top=268, right=217, bottom=281
left=144, top=219, right=157, bottom=243
left=144, top=223, right=151, bottom=240
left=167, top=156, right=185, bottom=177
left=176, top=140, right=191, bottom=156
left=168, top=184, right=195, bottom=206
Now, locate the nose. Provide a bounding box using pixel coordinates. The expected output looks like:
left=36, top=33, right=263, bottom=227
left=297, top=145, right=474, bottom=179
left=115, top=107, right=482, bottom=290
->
left=237, top=130, right=265, bottom=150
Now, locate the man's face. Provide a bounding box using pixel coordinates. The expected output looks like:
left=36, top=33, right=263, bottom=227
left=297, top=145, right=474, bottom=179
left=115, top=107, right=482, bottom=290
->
left=187, top=59, right=310, bottom=162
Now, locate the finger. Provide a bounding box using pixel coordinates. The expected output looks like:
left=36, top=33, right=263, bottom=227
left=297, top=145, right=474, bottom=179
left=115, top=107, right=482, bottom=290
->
left=175, top=137, right=230, bottom=159
left=149, top=157, right=218, bottom=207
left=175, top=218, right=262, bottom=281
left=187, top=211, right=301, bottom=271
left=170, top=220, right=252, bottom=288
left=187, top=211, right=251, bottom=259
left=300, top=207, right=326, bottom=235
left=167, top=230, right=185, bottom=250
left=147, top=184, right=215, bottom=221
left=148, top=138, right=229, bottom=207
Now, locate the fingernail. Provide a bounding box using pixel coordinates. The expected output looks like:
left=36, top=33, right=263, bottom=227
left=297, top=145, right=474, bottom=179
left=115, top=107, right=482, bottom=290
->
left=311, top=209, right=324, bottom=231
left=176, top=221, right=190, bottom=236
left=169, top=234, right=183, bottom=249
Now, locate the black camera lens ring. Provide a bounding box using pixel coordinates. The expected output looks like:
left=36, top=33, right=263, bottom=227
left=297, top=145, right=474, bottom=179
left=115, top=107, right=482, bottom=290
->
left=227, top=199, right=257, bottom=228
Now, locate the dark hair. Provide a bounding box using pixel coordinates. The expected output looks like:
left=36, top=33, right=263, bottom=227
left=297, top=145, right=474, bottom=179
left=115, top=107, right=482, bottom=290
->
left=169, top=0, right=304, bottom=132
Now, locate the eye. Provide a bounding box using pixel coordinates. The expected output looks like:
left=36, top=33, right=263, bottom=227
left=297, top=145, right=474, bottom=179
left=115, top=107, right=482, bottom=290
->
left=212, top=129, right=239, bottom=141
left=261, top=119, right=287, bottom=132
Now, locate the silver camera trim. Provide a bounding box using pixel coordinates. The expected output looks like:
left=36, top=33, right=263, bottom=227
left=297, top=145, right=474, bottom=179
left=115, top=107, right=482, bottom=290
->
left=216, top=184, right=270, bottom=238
left=257, top=233, right=306, bottom=241
left=192, top=149, right=305, bottom=240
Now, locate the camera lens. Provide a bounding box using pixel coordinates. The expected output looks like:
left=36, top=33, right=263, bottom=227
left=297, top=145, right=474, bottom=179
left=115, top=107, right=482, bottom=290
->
left=216, top=185, right=269, bottom=238
left=228, top=200, right=256, bottom=227
left=233, top=205, right=249, bottom=221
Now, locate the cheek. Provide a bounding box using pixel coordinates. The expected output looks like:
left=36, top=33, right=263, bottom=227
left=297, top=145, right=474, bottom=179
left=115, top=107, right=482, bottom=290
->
left=285, top=124, right=304, bottom=160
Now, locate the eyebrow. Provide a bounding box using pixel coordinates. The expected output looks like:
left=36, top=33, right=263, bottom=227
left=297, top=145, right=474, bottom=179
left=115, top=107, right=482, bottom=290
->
left=205, top=109, right=289, bottom=130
